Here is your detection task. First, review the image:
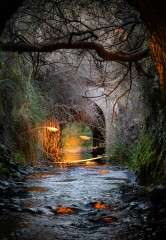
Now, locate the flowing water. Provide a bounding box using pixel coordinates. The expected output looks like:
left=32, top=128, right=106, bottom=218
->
left=0, top=154, right=165, bottom=240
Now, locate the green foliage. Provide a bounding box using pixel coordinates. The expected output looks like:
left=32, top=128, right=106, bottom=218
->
left=113, top=137, right=128, bottom=163
left=0, top=162, right=9, bottom=175
left=133, top=132, right=166, bottom=184
left=130, top=133, right=156, bottom=174
left=11, top=79, right=48, bottom=164
left=152, top=150, right=166, bottom=183
left=0, top=53, right=49, bottom=168
left=133, top=134, right=155, bottom=167
left=61, top=122, right=93, bottom=149
left=14, top=152, right=26, bottom=166
left=113, top=128, right=166, bottom=185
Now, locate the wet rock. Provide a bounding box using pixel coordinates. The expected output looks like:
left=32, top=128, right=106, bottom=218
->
left=0, top=180, right=9, bottom=190
left=45, top=205, right=76, bottom=214
left=23, top=207, right=44, bottom=215
left=10, top=171, right=21, bottom=179
left=45, top=206, right=53, bottom=210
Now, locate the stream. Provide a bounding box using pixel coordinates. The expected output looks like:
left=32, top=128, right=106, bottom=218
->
left=0, top=154, right=166, bottom=240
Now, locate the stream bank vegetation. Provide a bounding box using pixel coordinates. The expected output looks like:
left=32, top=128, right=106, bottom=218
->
left=0, top=52, right=49, bottom=176
left=113, top=128, right=166, bottom=185
left=112, top=73, right=166, bottom=185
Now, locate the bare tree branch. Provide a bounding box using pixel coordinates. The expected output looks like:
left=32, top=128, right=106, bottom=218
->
left=1, top=41, right=149, bottom=62
left=135, top=61, right=154, bottom=78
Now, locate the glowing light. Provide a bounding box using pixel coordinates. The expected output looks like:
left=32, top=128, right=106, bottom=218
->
left=79, top=135, right=91, bottom=140
left=28, top=120, right=62, bottom=164
left=86, top=161, right=97, bottom=165
left=58, top=156, right=102, bottom=164
left=149, top=33, right=166, bottom=85
left=46, top=127, right=58, bottom=132
left=40, top=120, right=62, bottom=162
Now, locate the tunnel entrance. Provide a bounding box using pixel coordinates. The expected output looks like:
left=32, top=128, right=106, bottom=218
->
left=32, top=99, right=106, bottom=164
left=61, top=122, right=93, bottom=153
left=36, top=119, right=105, bottom=164
left=61, top=122, right=93, bottom=163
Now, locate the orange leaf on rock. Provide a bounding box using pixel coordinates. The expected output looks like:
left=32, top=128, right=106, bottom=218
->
left=56, top=207, right=75, bottom=214
left=94, top=201, right=110, bottom=209
left=99, top=170, right=109, bottom=174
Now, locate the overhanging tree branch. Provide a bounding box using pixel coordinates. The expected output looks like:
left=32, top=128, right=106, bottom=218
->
left=1, top=41, right=149, bottom=62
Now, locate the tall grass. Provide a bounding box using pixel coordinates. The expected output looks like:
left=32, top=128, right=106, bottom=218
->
left=0, top=53, right=49, bottom=167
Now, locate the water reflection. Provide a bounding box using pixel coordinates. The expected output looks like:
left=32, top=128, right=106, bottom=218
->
left=61, top=152, right=93, bottom=163
left=26, top=186, right=48, bottom=192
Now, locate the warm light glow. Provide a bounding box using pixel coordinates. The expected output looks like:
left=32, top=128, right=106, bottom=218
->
left=62, top=153, right=82, bottom=163
left=39, top=120, right=62, bottom=162
left=46, top=127, right=58, bottom=132
left=28, top=119, right=62, bottom=164
left=59, top=156, right=102, bottom=164
left=149, top=33, right=165, bottom=85
left=61, top=123, right=93, bottom=164
left=79, top=135, right=91, bottom=141
left=86, top=161, right=97, bottom=165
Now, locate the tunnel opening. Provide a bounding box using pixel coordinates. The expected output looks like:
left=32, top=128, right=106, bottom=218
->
left=61, top=122, right=93, bottom=153
left=31, top=96, right=106, bottom=165
left=60, top=122, right=93, bottom=163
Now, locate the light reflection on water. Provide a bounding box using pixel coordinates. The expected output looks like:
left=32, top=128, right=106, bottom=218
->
left=61, top=152, right=93, bottom=163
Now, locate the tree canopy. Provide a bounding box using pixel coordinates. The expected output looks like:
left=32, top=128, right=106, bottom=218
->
left=0, top=0, right=149, bottom=67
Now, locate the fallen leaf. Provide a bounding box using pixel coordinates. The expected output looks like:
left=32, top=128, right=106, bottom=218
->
left=56, top=207, right=75, bottom=214
left=94, top=201, right=110, bottom=209
left=99, top=170, right=109, bottom=173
